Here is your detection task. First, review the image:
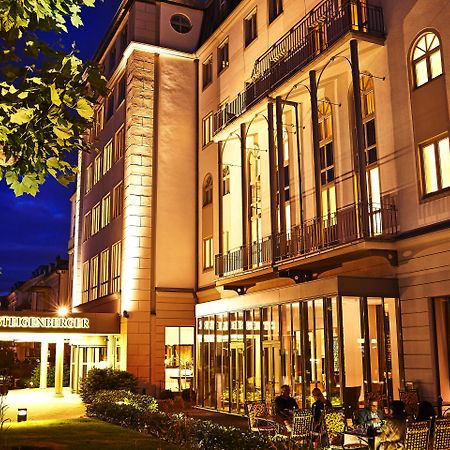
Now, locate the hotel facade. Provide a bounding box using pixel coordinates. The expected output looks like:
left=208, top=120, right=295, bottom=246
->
left=63, top=0, right=450, bottom=413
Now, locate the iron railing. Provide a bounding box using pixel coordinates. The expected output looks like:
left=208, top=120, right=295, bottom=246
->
left=215, top=201, right=397, bottom=277
left=213, top=0, right=384, bottom=135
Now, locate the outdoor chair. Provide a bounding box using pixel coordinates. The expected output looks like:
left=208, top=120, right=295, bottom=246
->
left=431, top=418, right=450, bottom=450
left=291, top=408, right=313, bottom=445
left=402, top=420, right=431, bottom=450
left=323, top=408, right=368, bottom=450
left=399, top=389, right=420, bottom=418
left=245, top=400, right=281, bottom=435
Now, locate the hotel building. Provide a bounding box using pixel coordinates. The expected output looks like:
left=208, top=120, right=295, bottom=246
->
left=65, top=0, right=450, bottom=412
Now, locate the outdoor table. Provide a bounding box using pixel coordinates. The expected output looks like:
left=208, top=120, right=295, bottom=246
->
left=345, top=426, right=381, bottom=450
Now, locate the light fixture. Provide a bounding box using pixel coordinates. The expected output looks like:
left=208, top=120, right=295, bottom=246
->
left=57, top=306, right=69, bottom=317
left=17, top=408, right=27, bottom=422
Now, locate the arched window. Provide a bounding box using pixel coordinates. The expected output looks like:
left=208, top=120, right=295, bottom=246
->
left=203, top=174, right=213, bottom=206
left=411, top=31, right=443, bottom=88
left=222, top=165, right=230, bottom=195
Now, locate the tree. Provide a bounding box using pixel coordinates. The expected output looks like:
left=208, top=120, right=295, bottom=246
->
left=0, top=0, right=107, bottom=195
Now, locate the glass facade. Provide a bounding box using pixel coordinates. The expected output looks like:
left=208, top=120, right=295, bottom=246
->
left=196, top=296, right=401, bottom=413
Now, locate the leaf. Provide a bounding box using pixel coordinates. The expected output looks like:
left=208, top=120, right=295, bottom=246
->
left=47, top=157, right=60, bottom=168
left=57, top=174, right=75, bottom=186
left=70, top=14, right=83, bottom=28
left=10, top=108, right=34, bottom=124
left=17, top=91, right=29, bottom=99
left=53, top=125, right=73, bottom=140
left=50, top=83, right=62, bottom=106
left=76, top=98, right=93, bottom=119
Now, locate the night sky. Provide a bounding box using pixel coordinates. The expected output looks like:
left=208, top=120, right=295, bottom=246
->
left=0, top=0, right=122, bottom=295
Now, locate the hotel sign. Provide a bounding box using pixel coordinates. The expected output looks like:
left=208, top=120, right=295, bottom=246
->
left=0, top=316, right=89, bottom=330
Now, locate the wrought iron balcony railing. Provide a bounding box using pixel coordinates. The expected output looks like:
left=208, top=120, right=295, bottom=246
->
left=215, top=202, right=397, bottom=278
left=213, top=0, right=384, bottom=135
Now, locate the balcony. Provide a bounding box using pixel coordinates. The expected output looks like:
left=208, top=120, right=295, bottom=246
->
left=213, top=0, right=384, bottom=135
left=215, top=202, right=397, bottom=280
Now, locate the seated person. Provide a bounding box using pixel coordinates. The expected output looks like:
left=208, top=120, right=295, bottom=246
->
left=311, top=387, right=331, bottom=430
left=377, top=400, right=407, bottom=450
left=358, top=399, right=384, bottom=429
left=274, top=384, right=299, bottom=432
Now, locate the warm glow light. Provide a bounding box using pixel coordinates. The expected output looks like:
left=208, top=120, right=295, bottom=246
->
left=57, top=306, right=69, bottom=317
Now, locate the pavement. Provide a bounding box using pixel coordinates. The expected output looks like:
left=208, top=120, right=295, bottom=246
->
left=2, top=388, right=86, bottom=422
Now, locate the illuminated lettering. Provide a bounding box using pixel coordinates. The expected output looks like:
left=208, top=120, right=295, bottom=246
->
left=0, top=316, right=90, bottom=330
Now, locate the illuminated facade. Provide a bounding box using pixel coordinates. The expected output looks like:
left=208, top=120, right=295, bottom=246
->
left=66, top=0, right=450, bottom=408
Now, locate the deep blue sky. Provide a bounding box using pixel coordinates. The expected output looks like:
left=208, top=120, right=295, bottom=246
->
left=0, top=0, right=122, bottom=295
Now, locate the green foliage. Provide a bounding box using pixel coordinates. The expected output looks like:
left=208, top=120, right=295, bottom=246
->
left=93, top=390, right=159, bottom=413
left=79, top=369, right=139, bottom=404
left=0, top=0, right=107, bottom=195
left=29, top=364, right=70, bottom=387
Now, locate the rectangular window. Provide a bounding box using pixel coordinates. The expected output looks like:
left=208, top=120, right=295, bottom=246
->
left=91, top=202, right=101, bottom=235
left=114, top=126, right=125, bottom=162
left=90, top=255, right=99, bottom=300
left=101, top=193, right=111, bottom=228
left=94, top=105, right=104, bottom=137
left=202, top=113, right=213, bottom=147
left=112, top=182, right=123, bottom=219
left=108, top=45, right=116, bottom=75
left=117, top=75, right=126, bottom=106
left=268, top=0, right=283, bottom=23
left=120, top=24, right=128, bottom=53
left=217, top=39, right=229, bottom=74
left=203, top=237, right=214, bottom=270
left=94, top=154, right=102, bottom=184
left=106, top=91, right=114, bottom=121
left=244, top=10, right=257, bottom=47
left=103, top=140, right=113, bottom=175
left=421, top=136, right=450, bottom=195
left=83, top=211, right=91, bottom=241
left=85, top=163, right=93, bottom=193
left=111, top=241, right=122, bottom=293
left=202, top=56, right=213, bottom=89
left=99, top=248, right=110, bottom=297
left=82, top=261, right=89, bottom=302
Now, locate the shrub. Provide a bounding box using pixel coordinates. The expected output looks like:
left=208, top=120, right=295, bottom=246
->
left=29, top=364, right=70, bottom=388
left=79, top=369, right=138, bottom=404
left=93, top=389, right=158, bottom=413
left=159, top=389, right=174, bottom=400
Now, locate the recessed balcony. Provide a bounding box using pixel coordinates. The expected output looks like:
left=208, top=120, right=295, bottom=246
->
left=215, top=202, right=397, bottom=284
left=213, top=0, right=385, bottom=135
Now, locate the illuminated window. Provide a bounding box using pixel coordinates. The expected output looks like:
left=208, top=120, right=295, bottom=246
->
left=412, top=32, right=443, bottom=88
left=420, top=136, right=450, bottom=195
left=203, top=237, right=213, bottom=270
left=249, top=151, right=262, bottom=244
left=91, top=203, right=101, bottom=235
left=105, top=90, right=114, bottom=121
left=202, top=114, right=213, bottom=147
left=170, top=14, right=192, bottom=34
left=361, top=75, right=377, bottom=166
left=111, top=241, right=122, bottom=293
left=82, top=261, right=89, bottom=303
left=99, top=248, right=110, bottom=297
left=244, top=10, right=257, bottom=47
left=85, top=163, right=93, bottom=193
left=94, top=154, right=102, bottom=184
left=112, top=182, right=123, bottom=219
left=103, top=140, right=113, bottom=175
left=222, top=165, right=230, bottom=195
left=83, top=211, right=91, bottom=241
left=90, top=255, right=99, bottom=300
left=218, top=39, right=229, bottom=74
left=203, top=174, right=213, bottom=206
left=117, top=75, right=126, bottom=106
left=202, top=56, right=213, bottom=89
left=268, top=0, right=283, bottom=23
left=101, top=193, right=111, bottom=228
left=114, top=126, right=125, bottom=162
left=94, top=105, right=104, bottom=137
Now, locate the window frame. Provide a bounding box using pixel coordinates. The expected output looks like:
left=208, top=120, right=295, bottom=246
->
left=112, top=182, right=123, bottom=219
left=202, top=237, right=214, bottom=271
left=103, top=140, right=113, bottom=175
left=93, top=154, right=102, bottom=185
left=99, top=248, right=110, bottom=298
left=90, top=255, right=99, bottom=301
left=203, top=174, right=213, bottom=207
left=202, top=55, right=213, bottom=89
left=85, top=163, right=93, bottom=194
left=244, top=9, right=258, bottom=48
left=217, top=38, right=229, bottom=75
left=268, top=0, right=283, bottom=24
left=114, top=126, right=125, bottom=162
left=117, top=75, right=126, bottom=106
left=91, top=202, right=101, bottom=235
left=101, top=193, right=111, bottom=229
left=111, top=241, right=122, bottom=293
left=202, top=113, right=213, bottom=147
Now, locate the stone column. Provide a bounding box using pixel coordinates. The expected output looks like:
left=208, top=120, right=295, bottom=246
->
left=39, top=341, right=48, bottom=389
left=54, top=339, right=64, bottom=397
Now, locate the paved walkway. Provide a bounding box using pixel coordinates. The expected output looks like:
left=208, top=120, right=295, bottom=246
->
left=3, top=388, right=85, bottom=422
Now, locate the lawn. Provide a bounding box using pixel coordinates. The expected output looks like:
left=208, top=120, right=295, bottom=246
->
left=1, top=418, right=178, bottom=450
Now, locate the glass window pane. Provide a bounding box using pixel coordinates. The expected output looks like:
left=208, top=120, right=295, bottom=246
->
left=430, top=50, right=443, bottom=79
left=422, top=143, right=438, bottom=193
left=415, top=59, right=428, bottom=87
left=413, top=36, right=426, bottom=60
left=366, top=119, right=376, bottom=147
left=245, top=309, right=262, bottom=402
left=426, top=33, right=438, bottom=50
left=438, top=138, right=450, bottom=189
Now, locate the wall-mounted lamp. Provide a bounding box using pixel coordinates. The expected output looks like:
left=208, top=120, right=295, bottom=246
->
left=17, top=408, right=27, bottom=422
left=123, top=310, right=129, bottom=318
left=57, top=306, right=69, bottom=317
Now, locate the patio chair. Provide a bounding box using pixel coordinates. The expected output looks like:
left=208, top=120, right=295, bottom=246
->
left=399, top=389, right=419, bottom=418
left=291, top=409, right=313, bottom=445
left=431, top=418, right=450, bottom=450
left=403, top=420, right=431, bottom=450
left=323, top=408, right=368, bottom=450
left=245, top=400, right=281, bottom=435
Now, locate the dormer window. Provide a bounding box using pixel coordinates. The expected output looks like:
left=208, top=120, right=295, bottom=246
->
left=170, top=14, right=192, bottom=34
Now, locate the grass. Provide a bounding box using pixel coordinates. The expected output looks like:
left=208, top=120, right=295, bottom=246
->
left=0, top=418, right=178, bottom=450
